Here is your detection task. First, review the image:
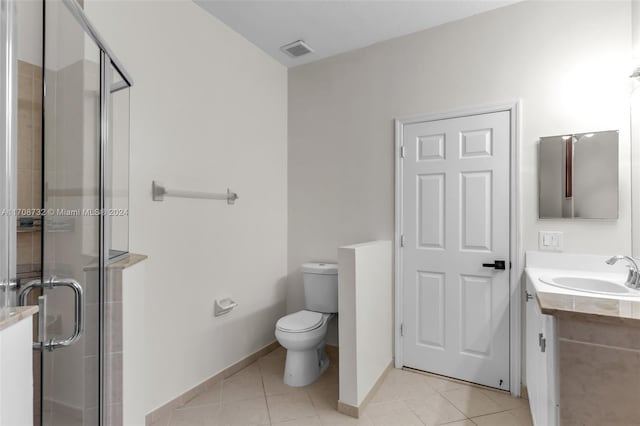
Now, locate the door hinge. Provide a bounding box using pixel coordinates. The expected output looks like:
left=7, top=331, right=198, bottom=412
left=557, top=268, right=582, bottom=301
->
left=539, top=333, right=546, bottom=352
left=400, top=146, right=406, bottom=158
left=400, top=235, right=405, bottom=247
left=400, top=323, right=404, bottom=337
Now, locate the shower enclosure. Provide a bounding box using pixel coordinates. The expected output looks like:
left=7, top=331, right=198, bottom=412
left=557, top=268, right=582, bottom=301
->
left=1, top=0, right=132, bottom=424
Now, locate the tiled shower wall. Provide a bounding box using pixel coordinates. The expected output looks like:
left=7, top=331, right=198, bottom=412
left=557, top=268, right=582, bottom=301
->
left=17, top=60, right=42, bottom=275
left=105, top=268, right=123, bottom=426
left=18, top=59, right=42, bottom=426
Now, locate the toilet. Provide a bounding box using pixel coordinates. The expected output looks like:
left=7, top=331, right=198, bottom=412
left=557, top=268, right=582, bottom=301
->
left=275, top=262, right=338, bottom=387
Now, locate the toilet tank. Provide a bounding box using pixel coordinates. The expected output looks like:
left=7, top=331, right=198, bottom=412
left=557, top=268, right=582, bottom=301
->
left=302, top=263, right=338, bottom=313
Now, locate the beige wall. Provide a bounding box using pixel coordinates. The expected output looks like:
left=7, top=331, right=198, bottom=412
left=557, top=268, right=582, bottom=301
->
left=85, top=1, right=288, bottom=413
left=288, top=0, right=632, bottom=313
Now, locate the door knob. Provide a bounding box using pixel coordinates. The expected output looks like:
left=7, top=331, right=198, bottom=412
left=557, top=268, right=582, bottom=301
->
left=482, top=260, right=506, bottom=270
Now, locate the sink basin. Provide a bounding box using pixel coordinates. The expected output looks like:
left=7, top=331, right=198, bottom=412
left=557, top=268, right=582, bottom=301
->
left=539, top=276, right=640, bottom=296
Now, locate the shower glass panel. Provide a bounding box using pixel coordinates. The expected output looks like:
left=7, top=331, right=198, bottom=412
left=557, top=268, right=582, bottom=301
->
left=108, top=67, right=129, bottom=259
left=42, top=1, right=102, bottom=424
left=102, top=62, right=131, bottom=424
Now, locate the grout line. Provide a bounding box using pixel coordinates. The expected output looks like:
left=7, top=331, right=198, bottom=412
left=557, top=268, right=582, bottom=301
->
left=260, top=363, right=273, bottom=426
left=220, top=352, right=530, bottom=426
left=403, top=368, right=519, bottom=423
left=559, top=336, right=640, bottom=353
left=404, top=366, right=510, bottom=394
left=306, top=389, right=320, bottom=420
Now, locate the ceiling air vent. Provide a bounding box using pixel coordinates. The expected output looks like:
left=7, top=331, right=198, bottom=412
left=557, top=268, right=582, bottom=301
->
left=280, top=40, right=313, bottom=58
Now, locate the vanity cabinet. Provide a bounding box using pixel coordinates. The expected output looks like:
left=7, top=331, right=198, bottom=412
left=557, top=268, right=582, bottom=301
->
left=0, top=307, right=38, bottom=426
left=525, top=251, right=640, bottom=424
left=525, top=278, right=558, bottom=426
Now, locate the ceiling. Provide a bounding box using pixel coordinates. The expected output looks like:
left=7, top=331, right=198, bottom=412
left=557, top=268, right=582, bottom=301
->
left=195, top=0, right=522, bottom=68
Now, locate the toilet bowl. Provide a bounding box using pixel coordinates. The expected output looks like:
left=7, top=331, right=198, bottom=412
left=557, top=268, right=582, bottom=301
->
left=275, top=310, right=334, bottom=387
left=275, top=262, right=338, bottom=387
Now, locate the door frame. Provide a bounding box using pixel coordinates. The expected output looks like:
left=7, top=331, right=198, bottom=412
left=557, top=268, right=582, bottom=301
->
left=394, top=101, right=522, bottom=396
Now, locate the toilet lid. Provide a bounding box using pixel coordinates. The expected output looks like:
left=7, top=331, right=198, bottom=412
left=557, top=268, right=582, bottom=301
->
left=276, top=310, right=323, bottom=333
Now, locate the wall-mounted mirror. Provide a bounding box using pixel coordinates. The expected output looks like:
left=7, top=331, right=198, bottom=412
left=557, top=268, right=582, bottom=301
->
left=539, top=130, right=618, bottom=219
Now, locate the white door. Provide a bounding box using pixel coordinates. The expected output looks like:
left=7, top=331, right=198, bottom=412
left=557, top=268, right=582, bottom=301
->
left=401, top=110, right=511, bottom=390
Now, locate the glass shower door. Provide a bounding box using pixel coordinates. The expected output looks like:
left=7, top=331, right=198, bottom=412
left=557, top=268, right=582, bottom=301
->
left=38, top=1, right=102, bottom=424
left=9, top=0, right=131, bottom=424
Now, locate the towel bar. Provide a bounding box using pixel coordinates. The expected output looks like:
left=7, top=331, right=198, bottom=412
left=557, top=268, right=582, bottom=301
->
left=152, top=181, right=238, bottom=204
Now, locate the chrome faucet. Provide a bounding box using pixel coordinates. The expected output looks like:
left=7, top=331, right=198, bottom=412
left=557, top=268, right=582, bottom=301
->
left=606, top=255, right=640, bottom=289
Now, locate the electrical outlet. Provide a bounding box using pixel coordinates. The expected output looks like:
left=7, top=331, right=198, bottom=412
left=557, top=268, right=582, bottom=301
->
left=538, top=231, right=563, bottom=251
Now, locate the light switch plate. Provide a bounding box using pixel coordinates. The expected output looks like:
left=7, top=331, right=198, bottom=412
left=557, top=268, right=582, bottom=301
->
left=538, top=231, right=563, bottom=251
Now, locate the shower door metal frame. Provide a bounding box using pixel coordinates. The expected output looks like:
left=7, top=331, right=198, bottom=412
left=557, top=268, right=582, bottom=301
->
left=61, top=0, right=133, bottom=87
left=0, top=0, right=17, bottom=317
left=98, top=50, right=111, bottom=426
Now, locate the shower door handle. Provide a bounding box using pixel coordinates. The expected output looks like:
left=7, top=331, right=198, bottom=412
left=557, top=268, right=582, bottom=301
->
left=18, top=276, right=84, bottom=351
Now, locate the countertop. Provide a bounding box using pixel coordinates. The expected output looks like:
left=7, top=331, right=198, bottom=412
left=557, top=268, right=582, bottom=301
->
left=0, top=305, right=38, bottom=332
left=83, top=252, right=148, bottom=272
left=526, top=267, right=640, bottom=321
left=108, top=253, right=148, bottom=270
left=525, top=251, right=640, bottom=322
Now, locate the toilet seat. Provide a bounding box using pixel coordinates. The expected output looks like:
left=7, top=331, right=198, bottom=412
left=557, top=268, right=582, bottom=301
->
left=276, top=310, right=323, bottom=333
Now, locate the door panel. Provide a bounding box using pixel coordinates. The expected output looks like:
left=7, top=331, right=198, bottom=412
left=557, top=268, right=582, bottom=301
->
left=402, top=111, right=510, bottom=390
left=460, top=171, right=493, bottom=251
left=460, top=274, right=492, bottom=357
left=418, top=174, right=445, bottom=249
left=418, top=134, right=445, bottom=160
left=417, top=271, right=445, bottom=348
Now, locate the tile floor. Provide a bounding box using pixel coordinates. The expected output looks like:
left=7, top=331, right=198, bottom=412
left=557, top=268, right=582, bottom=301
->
left=159, top=347, right=533, bottom=426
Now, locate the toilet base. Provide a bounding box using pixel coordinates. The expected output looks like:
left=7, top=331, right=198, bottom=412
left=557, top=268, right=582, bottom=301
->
left=283, top=341, right=330, bottom=387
